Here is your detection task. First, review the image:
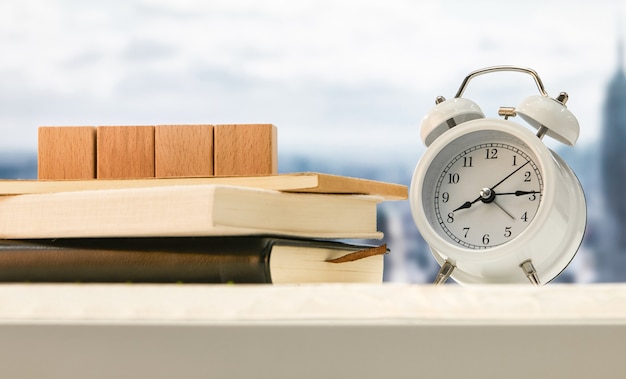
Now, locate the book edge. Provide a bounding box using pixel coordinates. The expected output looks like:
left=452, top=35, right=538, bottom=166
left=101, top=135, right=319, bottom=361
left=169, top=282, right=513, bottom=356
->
left=268, top=241, right=386, bottom=284
left=0, top=184, right=384, bottom=239
left=0, top=172, right=408, bottom=200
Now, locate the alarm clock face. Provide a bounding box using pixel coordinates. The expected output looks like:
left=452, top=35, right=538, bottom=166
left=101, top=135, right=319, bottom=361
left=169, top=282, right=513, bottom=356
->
left=410, top=65, right=586, bottom=284
left=418, top=123, right=545, bottom=250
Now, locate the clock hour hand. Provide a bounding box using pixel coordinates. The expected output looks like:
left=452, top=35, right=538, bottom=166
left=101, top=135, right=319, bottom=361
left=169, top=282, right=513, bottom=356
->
left=452, top=201, right=471, bottom=212
left=452, top=187, right=495, bottom=212
left=453, top=185, right=535, bottom=213
left=452, top=196, right=482, bottom=212
left=451, top=161, right=532, bottom=213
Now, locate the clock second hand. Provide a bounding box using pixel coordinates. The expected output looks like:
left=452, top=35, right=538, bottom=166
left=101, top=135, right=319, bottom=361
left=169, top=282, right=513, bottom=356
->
left=493, top=199, right=515, bottom=219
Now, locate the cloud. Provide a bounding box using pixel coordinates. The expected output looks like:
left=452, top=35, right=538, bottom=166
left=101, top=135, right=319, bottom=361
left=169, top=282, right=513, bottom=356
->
left=0, top=0, right=621, bottom=155
left=63, top=51, right=104, bottom=69
left=122, top=39, right=177, bottom=62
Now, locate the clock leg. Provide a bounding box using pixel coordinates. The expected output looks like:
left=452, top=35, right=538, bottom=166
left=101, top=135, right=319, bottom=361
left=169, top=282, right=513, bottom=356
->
left=519, top=259, right=541, bottom=285
left=433, top=260, right=456, bottom=285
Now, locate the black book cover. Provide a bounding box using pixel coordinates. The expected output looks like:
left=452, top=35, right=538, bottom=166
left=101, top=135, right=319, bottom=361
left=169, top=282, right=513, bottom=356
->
left=0, top=237, right=383, bottom=283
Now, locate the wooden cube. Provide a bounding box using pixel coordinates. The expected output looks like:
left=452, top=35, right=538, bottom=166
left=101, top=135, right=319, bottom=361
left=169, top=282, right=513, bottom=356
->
left=97, top=126, right=155, bottom=179
left=155, top=125, right=214, bottom=177
left=38, top=126, right=96, bottom=180
left=214, top=124, right=277, bottom=176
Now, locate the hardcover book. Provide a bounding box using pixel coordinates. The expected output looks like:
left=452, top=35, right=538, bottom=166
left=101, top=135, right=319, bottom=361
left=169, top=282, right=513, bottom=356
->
left=0, top=237, right=386, bottom=284
left=0, top=184, right=382, bottom=239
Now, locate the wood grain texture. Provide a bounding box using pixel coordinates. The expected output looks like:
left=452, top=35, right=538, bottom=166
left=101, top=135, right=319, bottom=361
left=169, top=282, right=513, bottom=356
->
left=97, top=126, right=155, bottom=179
left=214, top=124, right=277, bottom=176
left=37, top=126, right=96, bottom=180
left=155, top=125, right=214, bottom=177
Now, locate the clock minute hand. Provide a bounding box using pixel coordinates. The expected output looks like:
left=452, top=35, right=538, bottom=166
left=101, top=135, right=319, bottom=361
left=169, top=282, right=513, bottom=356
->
left=452, top=161, right=532, bottom=213
left=489, top=160, right=531, bottom=191
left=497, top=190, right=540, bottom=196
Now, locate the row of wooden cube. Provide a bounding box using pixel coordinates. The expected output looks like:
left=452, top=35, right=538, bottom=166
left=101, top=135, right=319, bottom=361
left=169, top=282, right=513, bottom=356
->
left=38, top=124, right=278, bottom=180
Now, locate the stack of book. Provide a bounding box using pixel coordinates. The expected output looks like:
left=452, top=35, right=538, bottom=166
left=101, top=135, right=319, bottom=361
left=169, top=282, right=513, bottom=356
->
left=0, top=173, right=407, bottom=284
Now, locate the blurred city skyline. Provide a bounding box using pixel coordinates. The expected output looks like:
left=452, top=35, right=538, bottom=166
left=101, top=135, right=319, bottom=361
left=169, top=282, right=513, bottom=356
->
left=0, top=1, right=622, bottom=163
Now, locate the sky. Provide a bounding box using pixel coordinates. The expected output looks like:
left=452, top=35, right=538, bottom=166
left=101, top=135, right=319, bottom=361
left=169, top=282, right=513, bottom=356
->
left=0, top=0, right=622, bottom=166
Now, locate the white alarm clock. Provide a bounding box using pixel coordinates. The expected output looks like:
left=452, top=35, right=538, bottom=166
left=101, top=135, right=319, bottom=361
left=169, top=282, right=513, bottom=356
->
left=409, top=66, right=586, bottom=285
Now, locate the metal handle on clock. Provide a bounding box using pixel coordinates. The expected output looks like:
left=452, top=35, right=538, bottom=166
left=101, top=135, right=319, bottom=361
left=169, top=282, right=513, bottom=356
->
left=454, top=65, right=549, bottom=98
left=453, top=65, right=580, bottom=146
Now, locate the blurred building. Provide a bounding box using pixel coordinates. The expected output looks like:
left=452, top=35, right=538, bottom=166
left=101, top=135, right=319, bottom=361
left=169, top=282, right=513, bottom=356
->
left=596, top=37, right=626, bottom=281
